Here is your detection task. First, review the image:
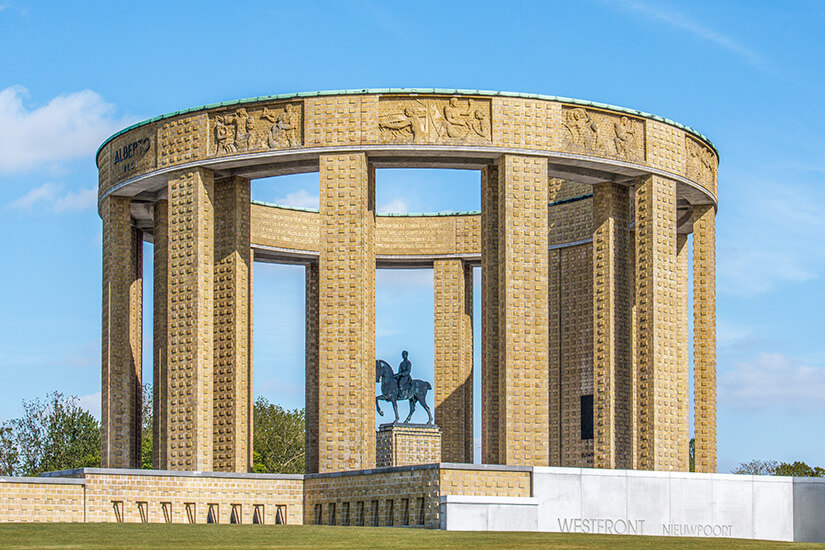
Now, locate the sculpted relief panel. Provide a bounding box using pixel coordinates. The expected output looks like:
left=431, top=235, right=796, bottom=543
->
left=210, top=102, right=303, bottom=155
left=379, top=96, right=491, bottom=144
left=562, top=106, right=645, bottom=162
left=685, top=136, right=718, bottom=188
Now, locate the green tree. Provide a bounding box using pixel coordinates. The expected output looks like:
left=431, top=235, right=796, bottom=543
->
left=7, top=392, right=100, bottom=476
left=773, top=461, right=825, bottom=477
left=732, top=459, right=779, bottom=475
left=142, top=383, right=153, bottom=469
left=253, top=398, right=305, bottom=474
left=731, top=459, right=825, bottom=477
left=0, top=425, right=18, bottom=475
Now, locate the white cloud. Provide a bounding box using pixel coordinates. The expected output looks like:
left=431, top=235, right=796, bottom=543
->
left=720, top=352, right=825, bottom=412
left=717, top=320, right=752, bottom=349
left=0, top=86, right=133, bottom=173
left=718, top=181, right=825, bottom=297
left=8, top=182, right=97, bottom=213
left=378, top=198, right=408, bottom=214
left=78, top=392, right=101, bottom=420
left=613, top=1, right=764, bottom=69
left=273, top=189, right=319, bottom=210
left=53, top=187, right=97, bottom=212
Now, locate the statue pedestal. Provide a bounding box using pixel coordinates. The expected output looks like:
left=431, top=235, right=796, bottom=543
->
left=376, top=423, right=441, bottom=468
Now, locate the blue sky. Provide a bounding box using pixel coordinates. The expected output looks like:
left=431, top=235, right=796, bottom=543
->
left=0, top=1, right=823, bottom=472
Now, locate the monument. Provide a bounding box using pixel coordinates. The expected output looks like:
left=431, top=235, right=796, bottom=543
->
left=0, top=89, right=821, bottom=542
left=95, top=89, right=718, bottom=475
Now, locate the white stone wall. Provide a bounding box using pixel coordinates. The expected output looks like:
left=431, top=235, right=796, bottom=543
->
left=440, top=467, right=825, bottom=543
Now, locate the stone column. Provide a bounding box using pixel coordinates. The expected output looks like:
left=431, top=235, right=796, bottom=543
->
left=433, top=259, right=473, bottom=463
left=305, top=261, right=320, bottom=474
left=153, top=199, right=168, bottom=470
left=480, top=165, right=500, bottom=465
left=101, top=195, right=143, bottom=469
left=693, top=205, right=717, bottom=473
left=592, top=182, right=632, bottom=469
left=318, top=153, right=375, bottom=472
left=492, top=154, right=550, bottom=466
left=213, top=176, right=252, bottom=472
left=165, top=168, right=215, bottom=471
left=676, top=233, right=691, bottom=471
left=634, top=175, right=679, bottom=471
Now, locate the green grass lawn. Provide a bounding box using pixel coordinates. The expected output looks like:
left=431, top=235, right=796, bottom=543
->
left=0, top=524, right=822, bottom=549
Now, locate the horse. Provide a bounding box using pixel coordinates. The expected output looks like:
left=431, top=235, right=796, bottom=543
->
left=375, top=359, right=433, bottom=424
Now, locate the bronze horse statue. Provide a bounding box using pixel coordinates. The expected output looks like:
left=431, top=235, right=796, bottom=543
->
left=375, top=359, right=433, bottom=424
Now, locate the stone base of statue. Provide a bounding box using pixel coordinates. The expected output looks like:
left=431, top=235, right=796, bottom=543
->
left=376, top=423, right=441, bottom=468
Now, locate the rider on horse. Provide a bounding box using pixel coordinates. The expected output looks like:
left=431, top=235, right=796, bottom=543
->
left=395, top=350, right=412, bottom=399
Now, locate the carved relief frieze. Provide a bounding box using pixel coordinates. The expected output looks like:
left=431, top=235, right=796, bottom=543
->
left=685, top=136, right=717, bottom=187
left=210, top=102, right=303, bottom=155
left=378, top=96, right=491, bottom=144
left=562, top=106, right=645, bottom=162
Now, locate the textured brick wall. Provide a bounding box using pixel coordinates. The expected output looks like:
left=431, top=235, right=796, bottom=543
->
left=318, top=153, right=376, bottom=472
left=496, top=154, right=549, bottom=466
left=693, top=205, right=717, bottom=472
left=439, top=467, right=531, bottom=497
left=0, top=479, right=84, bottom=523
left=433, top=259, right=473, bottom=462
left=251, top=203, right=319, bottom=252
left=212, top=177, right=252, bottom=472
left=592, top=183, right=633, bottom=469
left=305, top=95, right=378, bottom=147
left=153, top=200, right=168, bottom=469
left=165, top=168, right=215, bottom=471
left=101, top=196, right=143, bottom=469
left=676, top=234, right=691, bottom=472
left=548, top=182, right=595, bottom=468
left=250, top=204, right=482, bottom=259
left=83, top=472, right=302, bottom=525
left=492, top=97, right=561, bottom=150
left=376, top=425, right=442, bottom=468
left=634, top=175, right=680, bottom=471
left=305, top=261, right=320, bottom=474
left=305, top=467, right=441, bottom=528
left=556, top=244, right=594, bottom=467
left=481, top=165, right=501, bottom=464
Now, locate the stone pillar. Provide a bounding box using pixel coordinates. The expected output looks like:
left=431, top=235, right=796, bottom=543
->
left=101, top=196, right=143, bottom=469
left=592, top=182, right=632, bottom=469
left=213, top=176, right=252, bottom=472
left=634, top=175, right=679, bottom=471
left=153, top=199, right=168, bottom=470
left=165, top=168, right=215, bottom=471
left=305, top=261, right=320, bottom=474
left=676, top=233, right=691, bottom=471
left=318, top=153, right=375, bottom=472
left=480, top=165, right=500, bottom=465
left=433, top=259, right=473, bottom=463
left=693, top=205, right=717, bottom=473
left=492, top=154, right=550, bottom=466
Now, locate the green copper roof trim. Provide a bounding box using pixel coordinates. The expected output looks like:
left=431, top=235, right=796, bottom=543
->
left=549, top=193, right=594, bottom=207
left=251, top=199, right=479, bottom=217
left=251, top=200, right=318, bottom=213
left=97, top=88, right=718, bottom=163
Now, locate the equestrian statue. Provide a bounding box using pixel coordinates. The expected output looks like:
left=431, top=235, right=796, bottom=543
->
left=375, top=350, right=433, bottom=424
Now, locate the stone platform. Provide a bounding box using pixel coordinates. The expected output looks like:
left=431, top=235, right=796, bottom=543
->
left=0, top=464, right=822, bottom=542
